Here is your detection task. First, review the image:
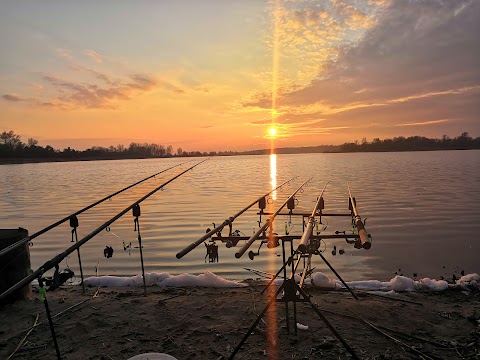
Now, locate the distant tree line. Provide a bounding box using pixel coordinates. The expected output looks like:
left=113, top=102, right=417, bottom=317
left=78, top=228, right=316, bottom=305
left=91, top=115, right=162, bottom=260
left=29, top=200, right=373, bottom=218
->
left=338, top=132, right=480, bottom=152
left=1, top=130, right=479, bottom=164
left=0, top=130, right=234, bottom=162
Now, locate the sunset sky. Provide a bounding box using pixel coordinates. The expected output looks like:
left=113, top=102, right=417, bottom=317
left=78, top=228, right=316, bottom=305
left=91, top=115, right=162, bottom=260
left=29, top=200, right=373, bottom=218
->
left=1, top=0, right=479, bottom=151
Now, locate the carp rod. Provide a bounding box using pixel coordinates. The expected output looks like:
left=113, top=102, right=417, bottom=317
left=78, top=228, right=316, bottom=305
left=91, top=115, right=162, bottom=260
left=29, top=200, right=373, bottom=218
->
left=297, top=181, right=329, bottom=253
left=235, top=177, right=313, bottom=259
left=0, top=160, right=192, bottom=258
left=175, top=176, right=298, bottom=259
left=348, top=183, right=371, bottom=249
left=0, top=159, right=208, bottom=302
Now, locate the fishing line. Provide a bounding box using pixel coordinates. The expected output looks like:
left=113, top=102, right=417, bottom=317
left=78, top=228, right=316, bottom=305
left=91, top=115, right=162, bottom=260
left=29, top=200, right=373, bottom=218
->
left=1, top=160, right=191, bottom=257
left=1, top=159, right=209, bottom=303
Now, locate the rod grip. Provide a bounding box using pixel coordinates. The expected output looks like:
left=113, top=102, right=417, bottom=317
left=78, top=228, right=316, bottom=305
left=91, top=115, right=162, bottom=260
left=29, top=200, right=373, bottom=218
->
left=235, top=225, right=266, bottom=258
left=354, top=216, right=371, bottom=249
left=297, top=221, right=314, bottom=253
left=176, top=238, right=205, bottom=259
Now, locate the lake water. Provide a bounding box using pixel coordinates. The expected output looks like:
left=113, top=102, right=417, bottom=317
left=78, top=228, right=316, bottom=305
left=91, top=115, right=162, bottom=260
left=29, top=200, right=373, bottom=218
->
left=1, top=151, right=479, bottom=283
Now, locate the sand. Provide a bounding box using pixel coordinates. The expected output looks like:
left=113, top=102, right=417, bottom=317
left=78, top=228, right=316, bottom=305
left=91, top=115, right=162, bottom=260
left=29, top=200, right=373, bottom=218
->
left=1, top=283, right=479, bottom=360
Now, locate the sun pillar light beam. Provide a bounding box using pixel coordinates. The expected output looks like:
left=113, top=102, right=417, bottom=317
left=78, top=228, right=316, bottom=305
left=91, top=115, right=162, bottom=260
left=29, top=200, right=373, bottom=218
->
left=267, top=1, right=281, bottom=359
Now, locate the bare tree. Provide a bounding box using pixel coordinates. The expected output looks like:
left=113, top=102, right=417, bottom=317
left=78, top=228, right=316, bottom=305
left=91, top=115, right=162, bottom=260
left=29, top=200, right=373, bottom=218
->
left=0, top=130, right=22, bottom=149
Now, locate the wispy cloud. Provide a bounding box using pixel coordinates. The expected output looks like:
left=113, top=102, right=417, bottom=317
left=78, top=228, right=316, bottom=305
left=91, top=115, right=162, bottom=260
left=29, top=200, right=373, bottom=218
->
left=395, top=119, right=450, bottom=127
left=84, top=49, right=104, bottom=63
left=55, top=48, right=74, bottom=62
left=41, top=73, right=158, bottom=109
left=2, top=94, right=27, bottom=102
left=388, top=86, right=480, bottom=104
left=30, top=83, right=44, bottom=90
left=4, top=48, right=189, bottom=110
left=71, top=64, right=115, bottom=85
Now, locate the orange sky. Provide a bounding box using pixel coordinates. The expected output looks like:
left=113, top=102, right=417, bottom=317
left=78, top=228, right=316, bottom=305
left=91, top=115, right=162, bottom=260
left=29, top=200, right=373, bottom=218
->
left=1, top=0, right=479, bottom=151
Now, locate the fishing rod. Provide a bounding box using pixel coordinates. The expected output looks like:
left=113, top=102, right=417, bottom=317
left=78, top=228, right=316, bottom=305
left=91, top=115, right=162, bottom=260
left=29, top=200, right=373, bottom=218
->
left=235, top=177, right=313, bottom=259
left=348, top=183, right=371, bottom=249
left=0, top=160, right=191, bottom=258
left=0, top=159, right=208, bottom=302
left=175, top=176, right=298, bottom=259
left=297, top=181, right=329, bottom=253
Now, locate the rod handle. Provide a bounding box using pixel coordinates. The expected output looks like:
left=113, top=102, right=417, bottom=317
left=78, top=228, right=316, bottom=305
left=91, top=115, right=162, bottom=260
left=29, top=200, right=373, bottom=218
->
left=235, top=224, right=267, bottom=258
left=176, top=238, right=205, bottom=259
left=297, top=220, right=314, bottom=253
left=354, top=216, right=371, bottom=249
left=176, top=228, right=216, bottom=259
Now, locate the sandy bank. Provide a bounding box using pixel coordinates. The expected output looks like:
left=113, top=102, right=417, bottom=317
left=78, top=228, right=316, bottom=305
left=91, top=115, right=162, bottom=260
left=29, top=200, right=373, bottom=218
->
left=1, top=282, right=479, bottom=360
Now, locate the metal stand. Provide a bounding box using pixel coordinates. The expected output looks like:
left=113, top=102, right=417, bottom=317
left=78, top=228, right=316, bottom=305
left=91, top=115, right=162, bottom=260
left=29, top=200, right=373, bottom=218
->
left=136, top=218, right=147, bottom=297
left=228, top=239, right=359, bottom=360
left=133, top=204, right=147, bottom=296
left=38, top=278, right=61, bottom=360
left=70, top=215, right=85, bottom=294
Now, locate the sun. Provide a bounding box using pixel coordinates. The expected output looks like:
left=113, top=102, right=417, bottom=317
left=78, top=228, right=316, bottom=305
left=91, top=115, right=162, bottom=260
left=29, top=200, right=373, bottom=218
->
left=268, top=127, right=277, bottom=137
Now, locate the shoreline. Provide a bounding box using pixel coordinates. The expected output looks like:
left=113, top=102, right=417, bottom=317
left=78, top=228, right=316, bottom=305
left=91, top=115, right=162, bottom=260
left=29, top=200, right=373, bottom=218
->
left=1, top=283, right=479, bottom=359
left=1, top=148, right=479, bottom=166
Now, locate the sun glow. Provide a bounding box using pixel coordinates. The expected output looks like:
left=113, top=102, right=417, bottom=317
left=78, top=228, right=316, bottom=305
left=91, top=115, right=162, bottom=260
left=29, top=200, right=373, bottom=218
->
left=268, top=127, right=277, bottom=137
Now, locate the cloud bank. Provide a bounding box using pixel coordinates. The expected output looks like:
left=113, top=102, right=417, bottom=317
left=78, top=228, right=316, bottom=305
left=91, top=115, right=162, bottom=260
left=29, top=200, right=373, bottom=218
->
left=246, top=0, right=480, bottom=137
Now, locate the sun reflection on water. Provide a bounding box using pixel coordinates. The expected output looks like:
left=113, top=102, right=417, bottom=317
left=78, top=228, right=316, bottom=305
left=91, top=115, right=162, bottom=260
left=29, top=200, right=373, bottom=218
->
left=270, top=153, right=277, bottom=200
left=267, top=153, right=278, bottom=359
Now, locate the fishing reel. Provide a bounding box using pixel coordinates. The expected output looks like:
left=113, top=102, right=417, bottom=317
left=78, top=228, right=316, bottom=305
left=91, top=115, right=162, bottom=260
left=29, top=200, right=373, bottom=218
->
left=335, top=229, right=371, bottom=249
left=226, top=229, right=243, bottom=248
left=248, top=240, right=267, bottom=260
left=104, top=246, right=114, bottom=258
left=41, top=265, right=75, bottom=291
left=307, top=237, right=322, bottom=254
left=204, top=225, right=220, bottom=262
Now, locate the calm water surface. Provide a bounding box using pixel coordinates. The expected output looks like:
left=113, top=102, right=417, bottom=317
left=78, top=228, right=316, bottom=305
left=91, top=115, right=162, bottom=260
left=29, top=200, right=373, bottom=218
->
left=1, top=151, right=479, bottom=282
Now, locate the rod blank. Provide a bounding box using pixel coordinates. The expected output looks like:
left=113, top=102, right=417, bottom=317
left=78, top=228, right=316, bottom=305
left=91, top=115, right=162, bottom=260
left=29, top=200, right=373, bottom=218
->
left=235, top=177, right=312, bottom=259
left=0, top=159, right=208, bottom=302
left=348, top=184, right=371, bottom=250
left=0, top=160, right=191, bottom=257
left=297, top=182, right=328, bottom=253
left=175, top=176, right=298, bottom=259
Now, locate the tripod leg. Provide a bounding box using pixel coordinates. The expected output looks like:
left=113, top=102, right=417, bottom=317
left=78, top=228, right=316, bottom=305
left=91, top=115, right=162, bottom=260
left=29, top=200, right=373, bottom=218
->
left=260, top=256, right=292, bottom=295
left=318, top=253, right=358, bottom=300
left=298, top=255, right=311, bottom=289
left=293, top=300, right=298, bottom=336
left=285, top=298, right=290, bottom=334
left=228, top=283, right=284, bottom=360
left=296, top=284, right=359, bottom=360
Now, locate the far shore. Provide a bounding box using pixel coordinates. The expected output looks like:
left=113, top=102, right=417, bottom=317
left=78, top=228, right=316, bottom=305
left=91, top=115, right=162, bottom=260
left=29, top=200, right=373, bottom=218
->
left=1, top=148, right=479, bottom=166
left=0, top=156, right=154, bottom=166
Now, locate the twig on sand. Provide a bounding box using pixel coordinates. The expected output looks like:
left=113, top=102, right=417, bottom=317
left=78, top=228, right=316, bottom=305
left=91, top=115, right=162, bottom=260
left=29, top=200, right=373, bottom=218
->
left=252, top=294, right=267, bottom=326
left=6, top=298, right=92, bottom=342
left=366, top=292, right=423, bottom=305
left=93, top=287, right=100, bottom=298
left=349, top=309, right=436, bottom=360
left=53, top=298, right=92, bottom=319
left=210, top=347, right=224, bottom=359
left=6, top=313, right=39, bottom=360
left=16, top=344, right=47, bottom=353
left=315, top=304, right=447, bottom=348
left=158, top=294, right=182, bottom=303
